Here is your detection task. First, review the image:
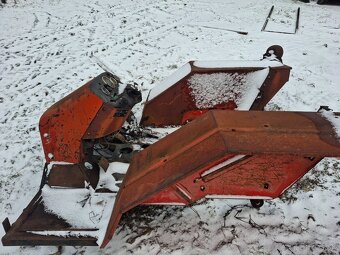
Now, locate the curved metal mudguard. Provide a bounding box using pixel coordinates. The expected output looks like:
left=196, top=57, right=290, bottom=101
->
left=101, top=110, right=340, bottom=247
left=141, top=61, right=291, bottom=126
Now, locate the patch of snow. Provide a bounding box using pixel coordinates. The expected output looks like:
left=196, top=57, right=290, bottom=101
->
left=46, top=161, right=73, bottom=175
left=320, top=111, right=340, bottom=138
left=96, top=168, right=119, bottom=192
left=193, top=59, right=283, bottom=68
left=106, top=162, right=129, bottom=174
left=41, top=185, right=116, bottom=245
left=188, top=68, right=269, bottom=109
left=96, top=162, right=129, bottom=192
left=148, top=63, right=191, bottom=100
left=28, top=230, right=94, bottom=238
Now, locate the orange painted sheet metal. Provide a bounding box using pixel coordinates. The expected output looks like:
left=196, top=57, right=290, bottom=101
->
left=143, top=155, right=323, bottom=205
left=101, top=110, right=340, bottom=247
left=141, top=61, right=291, bottom=126
left=39, top=82, right=103, bottom=163
left=39, top=72, right=140, bottom=163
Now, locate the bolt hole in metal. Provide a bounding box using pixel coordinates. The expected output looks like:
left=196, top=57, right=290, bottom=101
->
left=200, top=186, right=205, bottom=191
left=305, top=156, right=315, bottom=161
left=263, top=183, right=269, bottom=189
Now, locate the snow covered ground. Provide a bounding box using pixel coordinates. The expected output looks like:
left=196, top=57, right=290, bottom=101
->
left=0, top=0, right=339, bottom=254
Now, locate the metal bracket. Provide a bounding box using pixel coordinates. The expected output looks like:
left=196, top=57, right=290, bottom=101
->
left=262, top=6, right=300, bottom=34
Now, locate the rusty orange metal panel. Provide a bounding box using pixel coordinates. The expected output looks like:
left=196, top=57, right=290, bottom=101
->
left=83, top=105, right=131, bottom=139
left=141, top=62, right=291, bottom=126
left=144, top=155, right=323, bottom=204
left=39, top=72, right=140, bottom=163
left=39, top=82, right=103, bottom=163
left=101, top=110, right=340, bottom=247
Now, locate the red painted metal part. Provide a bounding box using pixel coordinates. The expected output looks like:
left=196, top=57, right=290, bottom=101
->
left=101, top=110, right=340, bottom=247
left=39, top=83, right=103, bottom=163
left=143, top=155, right=323, bottom=204
left=141, top=62, right=291, bottom=126
left=39, top=72, right=134, bottom=163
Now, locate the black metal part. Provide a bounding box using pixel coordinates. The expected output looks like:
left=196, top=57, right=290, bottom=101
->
left=89, top=72, right=120, bottom=102
left=296, top=7, right=300, bottom=32
left=250, top=199, right=264, bottom=208
left=39, top=163, right=49, bottom=189
left=200, top=25, right=248, bottom=35
left=318, top=106, right=332, bottom=112
left=93, top=143, right=134, bottom=163
left=2, top=218, right=11, bottom=233
left=261, top=5, right=274, bottom=31
left=263, top=45, right=284, bottom=62
left=317, top=0, right=340, bottom=5
left=112, top=84, right=142, bottom=109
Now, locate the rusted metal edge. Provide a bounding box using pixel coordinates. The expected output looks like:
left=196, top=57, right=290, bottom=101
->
left=141, top=62, right=291, bottom=126
left=101, top=110, right=340, bottom=247
left=1, top=189, right=98, bottom=246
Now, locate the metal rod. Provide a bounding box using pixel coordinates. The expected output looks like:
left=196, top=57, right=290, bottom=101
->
left=263, top=30, right=296, bottom=35
left=261, top=5, right=274, bottom=31
left=90, top=54, right=115, bottom=74
left=295, top=7, right=300, bottom=33
left=200, top=25, right=248, bottom=35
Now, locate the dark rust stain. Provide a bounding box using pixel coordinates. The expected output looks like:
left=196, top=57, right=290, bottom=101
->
left=298, top=112, right=340, bottom=147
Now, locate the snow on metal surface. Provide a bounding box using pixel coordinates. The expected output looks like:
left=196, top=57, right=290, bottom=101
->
left=321, top=111, right=340, bottom=138
left=188, top=69, right=269, bottom=110
left=106, top=162, right=129, bottom=174
left=96, top=162, right=129, bottom=192
left=41, top=185, right=116, bottom=245
left=39, top=162, right=129, bottom=245
left=148, top=63, right=191, bottom=100
left=193, top=59, right=283, bottom=68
